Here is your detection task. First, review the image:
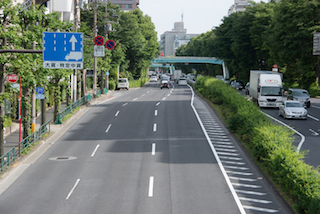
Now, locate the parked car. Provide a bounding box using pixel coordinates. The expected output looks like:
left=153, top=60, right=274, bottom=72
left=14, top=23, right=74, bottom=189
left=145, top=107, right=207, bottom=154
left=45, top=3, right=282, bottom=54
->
left=160, top=79, right=170, bottom=89
left=230, top=80, right=244, bottom=90
left=178, top=78, right=188, bottom=86
left=279, top=100, right=307, bottom=119
left=117, top=78, right=129, bottom=90
left=245, top=82, right=250, bottom=95
left=287, top=88, right=311, bottom=108
left=150, top=76, right=157, bottom=82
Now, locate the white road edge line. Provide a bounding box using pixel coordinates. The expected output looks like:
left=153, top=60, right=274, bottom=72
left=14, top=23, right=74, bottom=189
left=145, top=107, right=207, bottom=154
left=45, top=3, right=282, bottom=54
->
left=152, top=143, right=156, bottom=155
left=105, top=124, right=112, bottom=133
left=91, top=144, right=100, bottom=157
left=115, top=110, right=120, bottom=116
left=148, top=176, right=154, bottom=197
left=153, top=123, right=157, bottom=132
left=66, top=179, right=80, bottom=200
left=155, top=110, right=158, bottom=116
left=156, top=102, right=160, bottom=106
left=187, top=85, right=246, bottom=214
left=262, top=112, right=305, bottom=153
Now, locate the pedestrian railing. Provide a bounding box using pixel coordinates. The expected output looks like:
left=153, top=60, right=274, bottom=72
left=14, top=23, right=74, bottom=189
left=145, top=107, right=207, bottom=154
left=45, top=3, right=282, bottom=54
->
left=19, top=120, right=51, bottom=155
left=1, top=94, right=92, bottom=171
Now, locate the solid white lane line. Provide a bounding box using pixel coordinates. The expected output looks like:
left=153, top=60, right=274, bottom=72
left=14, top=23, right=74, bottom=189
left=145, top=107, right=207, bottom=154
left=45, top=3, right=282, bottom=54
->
left=122, top=103, right=128, bottom=106
left=91, top=144, right=100, bottom=157
left=155, top=110, right=158, bottom=116
left=115, top=111, right=120, bottom=116
left=187, top=85, right=246, bottom=214
left=156, top=102, right=160, bottom=106
left=148, top=176, right=154, bottom=197
left=153, top=123, right=157, bottom=132
left=105, top=124, right=112, bottom=133
left=151, top=143, right=156, bottom=155
left=308, top=114, right=319, bottom=121
left=66, top=179, right=80, bottom=200
left=262, top=112, right=305, bottom=153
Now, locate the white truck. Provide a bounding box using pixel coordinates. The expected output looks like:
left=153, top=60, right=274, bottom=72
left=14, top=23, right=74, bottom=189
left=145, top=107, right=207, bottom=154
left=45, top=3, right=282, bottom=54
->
left=249, top=70, right=283, bottom=107
left=173, top=70, right=182, bottom=83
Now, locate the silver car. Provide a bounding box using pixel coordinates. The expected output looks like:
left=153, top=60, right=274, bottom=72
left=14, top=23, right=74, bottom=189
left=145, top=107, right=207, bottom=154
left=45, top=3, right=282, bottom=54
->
left=279, top=100, right=307, bottom=120
left=287, top=88, right=311, bottom=108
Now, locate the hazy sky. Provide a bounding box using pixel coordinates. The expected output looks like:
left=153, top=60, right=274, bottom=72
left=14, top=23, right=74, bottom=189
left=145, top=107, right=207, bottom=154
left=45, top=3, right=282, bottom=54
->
left=139, top=0, right=267, bottom=41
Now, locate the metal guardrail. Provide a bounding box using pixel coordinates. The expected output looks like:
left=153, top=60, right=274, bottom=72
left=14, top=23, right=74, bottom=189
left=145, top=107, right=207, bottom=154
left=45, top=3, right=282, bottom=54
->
left=1, top=94, right=92, bottom=172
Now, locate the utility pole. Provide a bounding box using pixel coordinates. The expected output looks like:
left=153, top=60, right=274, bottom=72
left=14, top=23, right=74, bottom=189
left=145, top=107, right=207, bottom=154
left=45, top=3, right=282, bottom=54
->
left=73, top=0, right=80, bottom=102
left=101, top=0, right=108, bottom=94
left=93, top=0, right=97, bottom=97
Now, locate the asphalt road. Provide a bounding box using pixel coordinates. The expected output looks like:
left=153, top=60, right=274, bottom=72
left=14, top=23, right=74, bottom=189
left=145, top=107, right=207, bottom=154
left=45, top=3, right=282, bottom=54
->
left=258, top=95, right=320, bottom=168
left=0, top=82, right=292, bottom=214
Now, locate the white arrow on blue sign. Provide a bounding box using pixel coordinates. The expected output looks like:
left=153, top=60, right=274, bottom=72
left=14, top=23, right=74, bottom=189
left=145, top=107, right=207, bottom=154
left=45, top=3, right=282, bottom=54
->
left=36, top=94, right=45, bottom=100
left=43, top=32, right=83, bottom=69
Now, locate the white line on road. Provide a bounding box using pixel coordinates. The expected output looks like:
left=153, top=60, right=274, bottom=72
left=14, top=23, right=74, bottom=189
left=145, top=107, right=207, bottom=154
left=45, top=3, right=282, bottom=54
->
left=91, top=144, right=100, bottom=157
left=115, top=111, right=120, bottom=116
left=155, top=110, right=158, bottom=116
left=312, top=105, right=320, bottom=110
left=133, top=98, right=138, bottom=101
left=148, top=176, right=154, bottom=197
left=262, top=112, right=305, bottom=153
left=142, top=94, right=145, bottom=97
left=156, top=102, right=160, bottom=106
left=105, top=124, right=112, bottom=133
left=242, top=205, right=279, bottom=213
left=122, top=103, right=128, bottom=106
left=162, top=97, right=166, bottom=100
left=239, top=197, right=272, bottom=204
left=66, top=179, right=80, bottom=200
left=152, top=143, right=156, bottom=155
left=153, top=123, right=157, bottom=132
left=309, top=129, right=319, bottom=136
left=308, top=114, right=319, bottom=121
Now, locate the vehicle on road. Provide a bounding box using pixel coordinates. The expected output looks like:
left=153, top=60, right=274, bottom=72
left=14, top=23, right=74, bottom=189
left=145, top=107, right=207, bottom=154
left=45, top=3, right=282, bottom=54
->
left=173, top=70, right=182, bottom=83
left=279, top=100, right=307, bottom=119
left=287, top=88, right=311, bottom=108
left=178, top=78, right=188, bottom=86
left=117, top=78, right=129, bottom=90
left=249, top=70, right=283, bottom=107
left=230, top=80, right=244, bottom=90
left=160, top=79, right=170, bottom=89
left=149, top=76, right=157, bottom=82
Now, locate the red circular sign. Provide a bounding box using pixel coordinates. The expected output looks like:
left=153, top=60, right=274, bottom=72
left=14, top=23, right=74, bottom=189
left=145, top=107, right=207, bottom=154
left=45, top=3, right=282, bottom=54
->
left=273, top=64, right=278, bottom=68
left=94, top=36, right=104, bottom=46
left=105, top=40, right=115, bottom=50
left=7, top=74, right=18, bottom=83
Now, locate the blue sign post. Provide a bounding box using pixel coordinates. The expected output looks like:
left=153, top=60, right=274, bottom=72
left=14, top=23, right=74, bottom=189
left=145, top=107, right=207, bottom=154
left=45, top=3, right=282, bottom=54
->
left=36, top=86, right=45, bottom=99
left=43, top=32, right=83, bottom=69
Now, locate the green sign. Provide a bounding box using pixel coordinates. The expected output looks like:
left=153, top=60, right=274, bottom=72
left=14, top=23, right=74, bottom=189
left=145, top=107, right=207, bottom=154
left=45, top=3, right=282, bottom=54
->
left=4, top=99, right=11, bottom=114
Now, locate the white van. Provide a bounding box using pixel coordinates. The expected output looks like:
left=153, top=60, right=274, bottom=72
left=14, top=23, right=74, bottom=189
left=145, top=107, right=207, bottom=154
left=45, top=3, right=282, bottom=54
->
left=117, top=78, right=129, bottom=90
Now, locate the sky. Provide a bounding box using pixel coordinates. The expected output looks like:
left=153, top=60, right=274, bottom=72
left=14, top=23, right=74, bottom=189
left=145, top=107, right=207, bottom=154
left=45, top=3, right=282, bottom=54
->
left=139, top=0, right=267, bottom=41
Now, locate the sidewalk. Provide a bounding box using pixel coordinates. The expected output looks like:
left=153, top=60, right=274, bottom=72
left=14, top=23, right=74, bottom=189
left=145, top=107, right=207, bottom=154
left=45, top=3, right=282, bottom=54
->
left=3, top=91, right=114, bottom=154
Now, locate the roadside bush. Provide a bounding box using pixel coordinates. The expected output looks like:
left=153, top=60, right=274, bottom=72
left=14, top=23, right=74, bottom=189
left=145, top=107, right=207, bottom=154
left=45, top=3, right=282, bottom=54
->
left=108, top=80, right=116, bottom=90
left=195, top=76, right=320, bottom=213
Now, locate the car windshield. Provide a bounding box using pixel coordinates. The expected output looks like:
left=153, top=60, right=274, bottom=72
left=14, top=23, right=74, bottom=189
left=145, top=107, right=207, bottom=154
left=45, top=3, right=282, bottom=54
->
left=292, top=90, right=309, bottom=97
left=118, top=79, right=127, bottom=83
left=286, top=102, right=303, bottom=108
left=261, top=87, right=282, bottom=96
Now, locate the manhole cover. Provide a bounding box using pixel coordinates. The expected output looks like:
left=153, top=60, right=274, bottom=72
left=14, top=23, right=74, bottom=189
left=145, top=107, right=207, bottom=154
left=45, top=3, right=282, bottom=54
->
left=48, top=156, right=77, bottom=161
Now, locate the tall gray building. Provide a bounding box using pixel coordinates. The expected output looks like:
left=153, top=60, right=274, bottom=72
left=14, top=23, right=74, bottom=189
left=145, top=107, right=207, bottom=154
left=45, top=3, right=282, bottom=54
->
left=160, top=21, right=199, bottom=57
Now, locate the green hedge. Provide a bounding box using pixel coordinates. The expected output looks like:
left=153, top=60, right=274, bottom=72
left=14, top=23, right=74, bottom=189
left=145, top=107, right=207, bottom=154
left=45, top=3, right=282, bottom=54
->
left=129, top=78, right=147, bottom=88
left=195, top=76, right=320, bottom=214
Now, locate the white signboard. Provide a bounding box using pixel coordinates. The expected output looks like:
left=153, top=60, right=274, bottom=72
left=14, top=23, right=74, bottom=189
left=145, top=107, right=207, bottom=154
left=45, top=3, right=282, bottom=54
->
left=94, top=45, right=105, bottom=57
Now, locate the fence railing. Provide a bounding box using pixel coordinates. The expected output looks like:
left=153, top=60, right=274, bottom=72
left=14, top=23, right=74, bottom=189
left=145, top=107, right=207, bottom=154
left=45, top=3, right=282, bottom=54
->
left=1, top=94, right=93, bottom=172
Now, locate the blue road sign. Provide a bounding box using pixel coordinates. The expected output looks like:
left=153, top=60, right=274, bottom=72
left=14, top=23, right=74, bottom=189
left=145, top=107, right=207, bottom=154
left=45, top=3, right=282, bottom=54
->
left=36, top=87, right=45, bottom=94
left=43, top=32, right=83, bottom=69
left=36, top=94, right=45, bottom=100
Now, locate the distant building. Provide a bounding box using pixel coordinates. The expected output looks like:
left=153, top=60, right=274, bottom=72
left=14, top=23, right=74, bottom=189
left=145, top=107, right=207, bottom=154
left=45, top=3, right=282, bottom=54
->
left=87, top=0, right=139, bottom=11
left=228, top=0, right=250, bottom=15
left=160, top=19, right=199, bottom=57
